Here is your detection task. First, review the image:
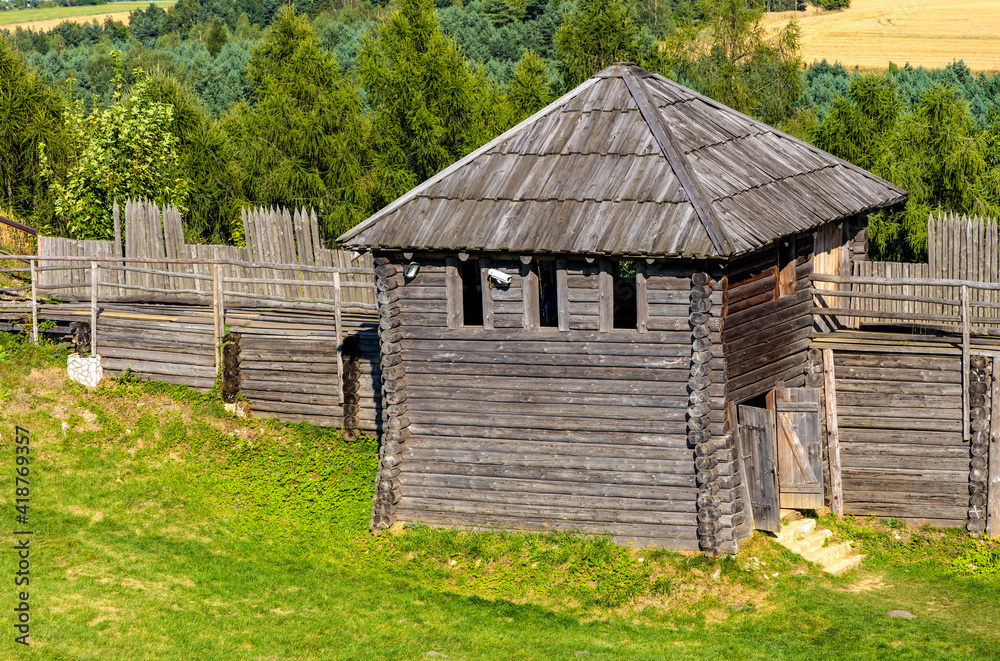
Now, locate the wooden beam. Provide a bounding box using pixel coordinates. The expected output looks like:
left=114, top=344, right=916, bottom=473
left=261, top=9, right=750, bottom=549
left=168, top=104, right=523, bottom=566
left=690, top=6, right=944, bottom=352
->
left=636, top=262, right=648, bottom=333
left=90, top=262, right=98, bottom=356
left=621, top=70, right=731, bottom=256
left=480, top=261, right=494, bottom=331
left=556, top=258, right=569, bottom=332
left=963, top=284, right=971, bottom=442
left=522, top=261, right=539, bottom=331
left=822, top=349, right=843, bottom=516
left=446, top=257, right=461, bottom=329
left=598, top=259, right=613, bottom=333
left=988, top=360, right=1000, bottom=538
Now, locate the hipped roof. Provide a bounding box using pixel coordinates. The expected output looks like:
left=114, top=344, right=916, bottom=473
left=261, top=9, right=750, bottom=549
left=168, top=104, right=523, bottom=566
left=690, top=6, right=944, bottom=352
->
left=339, top=63, right=906, bottom=259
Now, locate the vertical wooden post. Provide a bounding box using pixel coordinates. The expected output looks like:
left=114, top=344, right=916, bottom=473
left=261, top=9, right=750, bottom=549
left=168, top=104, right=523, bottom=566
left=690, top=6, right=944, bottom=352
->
left=212, top=263, right=221, bottom=373
left=598, top=259, right=613, bottom=332
left=90, top=261, right=98, bottom=356
left=988, top=360, right=1000, bottom=538
left=822, top=349, right=843, bottom=516
left=963, top=284, right=971, bottom=442
left=556, top=258, right=569, bottom=332
left=480, top=262, right=494, bottom=330
left=445, top=257, right=462, bottom=329
left=334, top=270, right=344, bottom=404
left=521, top=256, right=539, bottom=331
left=113, top=198, right=122, bottom=256
left=30, top=259, right=38, bottom=346
left=636, top=262, right=648, bottom=333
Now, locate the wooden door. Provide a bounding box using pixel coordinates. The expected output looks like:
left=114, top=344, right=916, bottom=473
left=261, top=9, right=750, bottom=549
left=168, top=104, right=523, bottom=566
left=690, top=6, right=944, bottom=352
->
left=738, top=405, right=780, bottom=533
left=773, top=388, right=824, bottom=510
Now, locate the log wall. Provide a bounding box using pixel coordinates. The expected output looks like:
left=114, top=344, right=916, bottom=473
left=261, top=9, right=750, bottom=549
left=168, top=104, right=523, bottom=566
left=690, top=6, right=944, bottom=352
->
left=722, top=234, right=815, bottom=409
left=372, top=253, right=729, bottom=550
left=817, top=336, right=971, bottom=527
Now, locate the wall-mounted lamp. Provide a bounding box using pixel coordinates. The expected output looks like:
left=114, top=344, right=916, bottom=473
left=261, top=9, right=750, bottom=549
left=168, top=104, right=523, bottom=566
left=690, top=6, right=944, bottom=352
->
left=404, top=263, right=420, bottom=279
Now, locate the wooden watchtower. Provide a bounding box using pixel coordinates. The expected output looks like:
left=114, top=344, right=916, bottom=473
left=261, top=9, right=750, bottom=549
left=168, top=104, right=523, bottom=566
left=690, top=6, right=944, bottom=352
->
left=340, top=63, right=905, bottom=554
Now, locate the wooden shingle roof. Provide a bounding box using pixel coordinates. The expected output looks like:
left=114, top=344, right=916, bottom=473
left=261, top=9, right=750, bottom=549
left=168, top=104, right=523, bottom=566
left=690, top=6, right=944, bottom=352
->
left=339, top=63, right=906, bottom=258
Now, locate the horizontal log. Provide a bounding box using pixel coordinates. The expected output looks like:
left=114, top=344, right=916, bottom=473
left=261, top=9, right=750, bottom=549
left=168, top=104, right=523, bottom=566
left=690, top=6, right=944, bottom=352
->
left=408, top=436, right=695, bottom=461
left=248, top=400, right=344, bottom=416
left=833, top=352, right=960, bottom=371
left=401, top=472, right=697, bottom=501
left=399, top=511, right=700, bottom=549
left=837, top=404, right=961, bottom=421
left=402, top=361, right=709, bottom=383
left=406, top=397, right=707, bottom=423
left=839, top=429, right=963, bottom=445
left=841, top=501, right=969, bottom=521
left=840, top=442, right=970, bottom=458
left=840, top=454, right=970, bottom=471
left=834, top=365, right=962, bottom=384
left=403, top=486, right=697, bottom=517
left=401, top=459, right=697, bottom=488
left=100, top=357, right=216, bottom=378
left=399, top=497, right=698, bottom=527
left=402, top=349, right=694, bottom=370
left=840, top=490, right=971, bottom=507
left=408, top=423, right=694, bottom=448
left=837, top=415, right=961, bottom=432
left=842, top=475, right=970, bottom=494
left=834, top=380, right=963, bottom=397
left=406, top=410, right=703, bottom=434
left=404, top=445, right=696, bottom=474
left=98, top=346, right=215, bottom=364
left=405, top=385, right=721, bottom=410
left=251, top=410, right=344, bottom=428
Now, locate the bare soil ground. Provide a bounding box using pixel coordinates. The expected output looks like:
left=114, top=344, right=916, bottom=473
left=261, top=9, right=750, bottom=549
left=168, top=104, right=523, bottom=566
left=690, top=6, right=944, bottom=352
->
left=765, top=0, right=1000, bottom=72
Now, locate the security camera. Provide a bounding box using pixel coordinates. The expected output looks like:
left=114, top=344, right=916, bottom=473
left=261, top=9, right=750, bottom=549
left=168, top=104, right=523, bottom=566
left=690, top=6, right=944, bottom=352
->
left=488, top=268, right=512, bottom=287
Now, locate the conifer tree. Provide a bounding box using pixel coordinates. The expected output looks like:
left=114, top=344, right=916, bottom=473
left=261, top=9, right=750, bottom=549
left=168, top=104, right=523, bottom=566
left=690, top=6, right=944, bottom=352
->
left=553, top=0, right=645, bottom=89
left=507, top=49, right=552, bottom=122
left=0, top=34, right=66, bottom=223
left=227, top=7, right=373, bottom=240
left=358, top=0, right=512, bottom=208
left=205, top=17, right=229, bottom=58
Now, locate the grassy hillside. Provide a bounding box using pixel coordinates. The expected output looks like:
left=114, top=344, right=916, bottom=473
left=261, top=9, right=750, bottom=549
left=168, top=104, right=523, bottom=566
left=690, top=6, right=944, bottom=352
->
left=765, top=0, right=1000, bottom=71
left=0, top=1, right=175, bottom=30
left=0, top=334, right=998, bottom=659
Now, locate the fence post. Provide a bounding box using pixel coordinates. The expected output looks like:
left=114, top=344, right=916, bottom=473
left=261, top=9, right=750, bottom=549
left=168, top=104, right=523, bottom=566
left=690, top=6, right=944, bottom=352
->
left=962, top=284, right=970, bottom=442
left=28, top=258, right=38, bottom=346
left=90, top=261, right=98, bottom=356
left=213, top=263, right=221, bottom=373
left=334, top=270, right=344, bottom=404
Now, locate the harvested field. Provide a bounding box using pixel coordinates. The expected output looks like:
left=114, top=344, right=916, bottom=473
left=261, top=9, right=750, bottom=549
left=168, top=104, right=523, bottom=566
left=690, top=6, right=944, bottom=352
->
left=0, top=1, right=175, bottom=31
left=765, top=0, right=1000, bottom=72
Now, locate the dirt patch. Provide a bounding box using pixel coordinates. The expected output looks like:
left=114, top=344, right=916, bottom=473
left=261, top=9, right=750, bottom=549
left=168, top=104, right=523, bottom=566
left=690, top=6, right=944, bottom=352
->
left=841, top=574, right=890, bottom=593
left=27, top=366, right=65, bottom=392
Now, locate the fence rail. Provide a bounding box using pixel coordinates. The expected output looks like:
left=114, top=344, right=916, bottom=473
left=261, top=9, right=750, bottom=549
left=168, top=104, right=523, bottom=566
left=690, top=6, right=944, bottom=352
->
left=35, top=200, right=376, bottom=307
left=0, top=254, right=377, bottom=401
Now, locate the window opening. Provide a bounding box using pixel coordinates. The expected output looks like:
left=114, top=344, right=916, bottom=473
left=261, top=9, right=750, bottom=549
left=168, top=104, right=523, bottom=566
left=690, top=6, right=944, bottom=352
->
left=461, top=260, right=483, bottom=326
left=538, top=261, right=558, bottom=327
left=613, top=260, right=638, bottom=329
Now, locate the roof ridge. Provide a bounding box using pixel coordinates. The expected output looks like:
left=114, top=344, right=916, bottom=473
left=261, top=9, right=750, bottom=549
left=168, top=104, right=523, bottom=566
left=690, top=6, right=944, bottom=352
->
left=620, top=67, right=732, bottom=255
left=639, top=70, right=906, bottom=198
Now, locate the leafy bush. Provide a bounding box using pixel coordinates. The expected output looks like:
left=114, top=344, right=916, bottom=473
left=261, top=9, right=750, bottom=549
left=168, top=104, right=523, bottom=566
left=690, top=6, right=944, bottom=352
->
left=951, top=542, right=1000, bottom=581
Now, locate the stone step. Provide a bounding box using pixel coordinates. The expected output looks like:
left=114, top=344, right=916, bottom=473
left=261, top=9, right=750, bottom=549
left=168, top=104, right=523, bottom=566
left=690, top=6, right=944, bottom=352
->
left=775, top=517, right=815, bottom=545
left=774, top=516, right=864, bottom=575
left=786, top=528, right=833, bottom=554
left=802, top=540, right=854, bottom=566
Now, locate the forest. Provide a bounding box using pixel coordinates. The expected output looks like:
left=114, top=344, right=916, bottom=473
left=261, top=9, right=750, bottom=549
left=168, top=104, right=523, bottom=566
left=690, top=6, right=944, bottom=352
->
left=2, top=0, right=999, bottom=260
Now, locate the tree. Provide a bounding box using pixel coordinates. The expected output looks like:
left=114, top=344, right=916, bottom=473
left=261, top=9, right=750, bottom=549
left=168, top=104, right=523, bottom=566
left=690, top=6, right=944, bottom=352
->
left=358, top=0, right=513, bottom=207
left=0, top=34, right=66, bottom=224
left=40, top=58, right=189, bottom=240
left=507, top=49, right=551, bottom=121
left=665, top=0, right=803, bottom=124
left=227, top=8, right=373, bottom=240
left=553, top=0, right=645, bottom=89
left=813, top=78, right=999, bottom=260
left=205, top=17, right=229, bottom=57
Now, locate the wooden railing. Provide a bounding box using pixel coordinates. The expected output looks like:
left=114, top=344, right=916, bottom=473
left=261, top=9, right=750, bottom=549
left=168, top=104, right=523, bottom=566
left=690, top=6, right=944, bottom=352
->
left=0, top=255, right=376, bottom=401
left=811, top=272, right=1000, bottom=443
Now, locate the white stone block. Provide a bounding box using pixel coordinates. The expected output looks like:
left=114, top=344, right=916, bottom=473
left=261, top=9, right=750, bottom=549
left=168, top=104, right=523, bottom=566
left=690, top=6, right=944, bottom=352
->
left=67, top=354, right=103, bottom=388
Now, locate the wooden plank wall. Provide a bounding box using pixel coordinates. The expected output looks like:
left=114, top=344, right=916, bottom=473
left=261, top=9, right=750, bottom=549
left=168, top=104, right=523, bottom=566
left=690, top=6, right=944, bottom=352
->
left=387, top=255, right=725, bottom=550
left=36, top=202, right=375, bottom=306
left=722, top=234, right=814, bottom=408
left=839, top=212, right=1000, bottom=329
left=822, top=342, right=970, bottom=526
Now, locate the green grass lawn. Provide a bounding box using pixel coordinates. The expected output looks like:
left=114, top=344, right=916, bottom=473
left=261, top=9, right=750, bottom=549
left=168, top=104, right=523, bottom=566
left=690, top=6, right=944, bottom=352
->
left=0, top=1, right=176, bottom=27
left=0, top=334, right=997, bottom=659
